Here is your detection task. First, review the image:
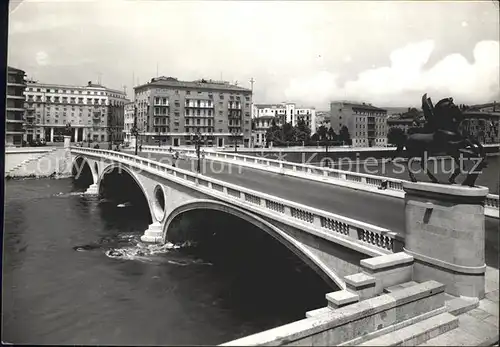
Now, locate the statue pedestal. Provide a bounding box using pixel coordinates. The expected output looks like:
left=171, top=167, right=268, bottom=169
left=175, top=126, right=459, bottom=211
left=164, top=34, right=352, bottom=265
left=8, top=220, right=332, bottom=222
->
left=64, top=135, right=71, bottom=148
left=403, top=182, right=488, bottom=299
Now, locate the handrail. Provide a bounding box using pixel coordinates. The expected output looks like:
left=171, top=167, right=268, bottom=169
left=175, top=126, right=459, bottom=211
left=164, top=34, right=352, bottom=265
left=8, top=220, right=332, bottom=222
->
left=139, top=145, right=500, bottom=214
left=71, top=146, right=405, bottom=256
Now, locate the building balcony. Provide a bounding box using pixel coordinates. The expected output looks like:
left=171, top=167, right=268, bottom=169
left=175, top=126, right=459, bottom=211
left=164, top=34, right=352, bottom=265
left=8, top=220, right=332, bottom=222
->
left=187, top=124, right=214, bottom=128
left=6, top=119, right=25, bottom=123
left=6, top=107, right=25, bottom=112
left=7, top=82, right=26, bottom=88
left=25, top=113, right=35, bottom=118
left=228, top=103, right=242, bottom=110
left=185, top=103, right=214, bottom=109
left=7, top=95, right=26, bottom=100
left=185, top=114, right=213, bottom=118
left=153, top=113, right=169, bottom=117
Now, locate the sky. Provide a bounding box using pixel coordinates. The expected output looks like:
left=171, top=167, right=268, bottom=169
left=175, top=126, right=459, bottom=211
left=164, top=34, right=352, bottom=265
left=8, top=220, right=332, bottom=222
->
left=7, top=0, right=500, bottom=109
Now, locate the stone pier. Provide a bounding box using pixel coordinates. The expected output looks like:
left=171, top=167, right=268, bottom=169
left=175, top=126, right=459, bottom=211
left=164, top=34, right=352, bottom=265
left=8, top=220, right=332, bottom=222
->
left=403, top=182, right=488, bottom=299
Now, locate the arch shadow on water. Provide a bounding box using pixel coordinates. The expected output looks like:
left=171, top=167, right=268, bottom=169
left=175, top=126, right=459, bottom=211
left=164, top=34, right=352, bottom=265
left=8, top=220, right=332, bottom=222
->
left=98, top=166, right=152, bottom=231
left=71, top=157, right=94, bottom=192
left=165, top=206, right=337, bottom=327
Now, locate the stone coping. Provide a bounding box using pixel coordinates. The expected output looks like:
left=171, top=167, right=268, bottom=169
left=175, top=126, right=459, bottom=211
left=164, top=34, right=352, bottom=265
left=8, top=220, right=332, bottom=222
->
left=326, top=290, right=359, bottom=306
left=5, top=147, right=55, bottom=154
left=404, top=248, right=487, bottom=275
left=221, top=280, right=445, bottom=346
left=403, top=181, right=489, bottom=197
left=344, top=272, right=376, bottom=287
left=360, top=252, right=414, bottom=271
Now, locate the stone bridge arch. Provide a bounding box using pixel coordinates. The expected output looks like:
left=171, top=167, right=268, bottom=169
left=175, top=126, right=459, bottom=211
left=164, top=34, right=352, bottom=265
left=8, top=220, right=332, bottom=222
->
left=163, top=200, right=346, bottom=289
left=71, top=155, right=99, bottom=188
left=97, top=162, right=156, bottom=223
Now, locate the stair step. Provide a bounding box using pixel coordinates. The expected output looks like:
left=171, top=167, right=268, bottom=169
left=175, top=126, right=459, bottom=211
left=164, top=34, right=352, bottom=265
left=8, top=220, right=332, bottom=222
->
left=446, top=297, right=479, bottom=316
left=418, top=325, right=497, bottom=346
left=359, top=312, right=458, bottom=346
left=384, top=281, right=419, bottom=293
left=305, top=307, right=331, bottom=318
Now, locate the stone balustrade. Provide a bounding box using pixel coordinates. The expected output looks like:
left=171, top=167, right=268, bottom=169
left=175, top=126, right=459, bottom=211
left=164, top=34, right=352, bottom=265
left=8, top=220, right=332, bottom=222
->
left=71, top=146, right=404, bottom=256
left=139, top=145, right=499, bottom=218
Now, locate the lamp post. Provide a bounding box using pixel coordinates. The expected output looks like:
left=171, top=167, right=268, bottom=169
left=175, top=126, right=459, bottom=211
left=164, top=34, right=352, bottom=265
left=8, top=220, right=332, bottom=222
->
left=107, top=127, right=113, bottom=150
left=87, top=132, right=91, bottom=148
left=130, top=105, right=139, bottom=155
left=192, top=131, right=202, bottom=173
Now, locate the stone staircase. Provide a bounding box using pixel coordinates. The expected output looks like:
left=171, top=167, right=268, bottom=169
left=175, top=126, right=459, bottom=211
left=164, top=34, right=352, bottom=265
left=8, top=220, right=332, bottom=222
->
left=5, top=148, right=57, bottom=177
left=5, top=148, right=72, bottom=178
left=225, top=253, right=498, bottom=347
left=353, top=281, right=498, bottom=346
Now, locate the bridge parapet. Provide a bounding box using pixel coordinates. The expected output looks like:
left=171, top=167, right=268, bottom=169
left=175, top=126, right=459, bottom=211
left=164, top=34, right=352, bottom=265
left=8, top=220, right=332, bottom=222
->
left=139, top=145, right=499, bottom=218
left=71, top=146, right=404, bottom=256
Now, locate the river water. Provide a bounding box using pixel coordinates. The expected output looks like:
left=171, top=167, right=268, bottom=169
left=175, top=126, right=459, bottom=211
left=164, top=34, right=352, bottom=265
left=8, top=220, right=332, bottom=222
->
left=3, top=177, right=334, bottom=345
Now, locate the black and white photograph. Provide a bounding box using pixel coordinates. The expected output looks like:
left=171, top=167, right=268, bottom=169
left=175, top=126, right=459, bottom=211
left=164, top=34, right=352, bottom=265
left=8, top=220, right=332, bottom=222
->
left=3, top=0, right=499, bottom=345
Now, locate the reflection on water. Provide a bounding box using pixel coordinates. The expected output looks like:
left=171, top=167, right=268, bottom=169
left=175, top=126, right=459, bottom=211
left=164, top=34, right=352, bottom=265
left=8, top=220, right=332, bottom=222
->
left=3, top=177, right=334, bottom=345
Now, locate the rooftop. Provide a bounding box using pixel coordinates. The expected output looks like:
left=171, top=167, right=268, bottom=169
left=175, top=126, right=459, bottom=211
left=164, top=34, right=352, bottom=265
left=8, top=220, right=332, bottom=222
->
left=25, top=80, right=127, bottom=96
left=135, top=76, right=251, bottom=93
left=7, top=66, right=25, bottom=74
left=331, top=101, right=387, bottom=112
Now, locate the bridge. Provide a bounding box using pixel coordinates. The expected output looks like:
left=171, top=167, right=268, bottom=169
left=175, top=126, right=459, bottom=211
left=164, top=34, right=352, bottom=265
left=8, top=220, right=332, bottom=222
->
left=70, top=144, right=499, bottom=346
left=136, top=145, right=499, bottom=267
left=71, top=146, right=407, bottom=290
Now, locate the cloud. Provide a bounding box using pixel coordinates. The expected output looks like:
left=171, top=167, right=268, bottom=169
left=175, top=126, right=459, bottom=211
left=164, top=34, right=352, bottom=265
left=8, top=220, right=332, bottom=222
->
left=35, top=51, right=49, bottom=66
left=284, top=40, right=500, bottom=107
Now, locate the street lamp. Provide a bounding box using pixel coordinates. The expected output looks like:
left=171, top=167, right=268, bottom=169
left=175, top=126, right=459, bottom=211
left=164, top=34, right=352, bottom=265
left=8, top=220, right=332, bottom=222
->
left=87, top=132, right=91, bottom=148
left=130, top=105, right=139, bottom=155
left=107, top=127, right=114, bottom=150
left=191, top=130, right=203, bottom=173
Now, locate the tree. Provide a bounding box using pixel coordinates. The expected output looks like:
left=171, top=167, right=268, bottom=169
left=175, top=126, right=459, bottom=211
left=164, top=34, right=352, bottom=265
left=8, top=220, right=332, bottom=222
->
left=401, top=107, right=420, bottom=119
left=311, top=133, right=320, bottom=142
left=294, top=118, right=311, bottom=143
left=327, top=127, right=337, bottom=141
left=317, top=125, right=328, bottom=141
left=339, top=126, right=351, bottom=145
left=387, top=127, right=406, bottom=146
left=265, top=119, right=281, bottom=145
left=282, top=122, right=295, bottom=142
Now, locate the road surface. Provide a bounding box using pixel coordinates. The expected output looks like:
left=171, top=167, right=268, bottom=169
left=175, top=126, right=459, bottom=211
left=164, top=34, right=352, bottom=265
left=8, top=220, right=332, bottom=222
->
left=137, top=151, right=499, bottom=268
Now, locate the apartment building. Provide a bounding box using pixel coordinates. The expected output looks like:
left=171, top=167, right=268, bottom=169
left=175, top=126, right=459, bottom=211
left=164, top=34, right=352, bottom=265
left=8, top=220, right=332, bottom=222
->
left=462, top=111, right=500, bottom=144
left=6, top=66, right=27, bottom=147
left=252, top=102, right=316, bottom=130
left=387, top=117, right=423, bottom=133
left=250, top=102, right=317, bottom=147
left=133, top=76, right=253, bottom=147
left=462, top=102, right=500, bottom=144
left=330, top=101, right=388, bottom=147
left=251, top=115, right=275, bottom=147
left=123, top=101, right=135, bottom=145
left=24, top=81, right=128, bottom=143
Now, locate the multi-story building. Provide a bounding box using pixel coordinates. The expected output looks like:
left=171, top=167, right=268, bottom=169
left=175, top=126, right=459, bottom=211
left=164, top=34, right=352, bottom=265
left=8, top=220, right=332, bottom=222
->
left=7, top=66, right=27, bottom=147
left=252, top=102, right=316, bottom=130
left=462, top=111, right=500, bottom=144
left=330, top=101, right=388, bottom=147
left=250, top=102, right=317, bottom=147
left=462, top=102, right=499, bottom=144
left=123, top=101, right=135, bottom=145
left=251, top=115, right=275, bottom=147
left=386, top=117, right=423, bottom=133
left=23, top=81, right=128, bottom=143
left=133, top=76, right=253, bottom=147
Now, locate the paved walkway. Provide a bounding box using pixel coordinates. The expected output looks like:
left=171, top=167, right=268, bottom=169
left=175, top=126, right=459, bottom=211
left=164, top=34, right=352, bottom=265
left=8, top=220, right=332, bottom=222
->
left=137, top=152, right=499, bottom=269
